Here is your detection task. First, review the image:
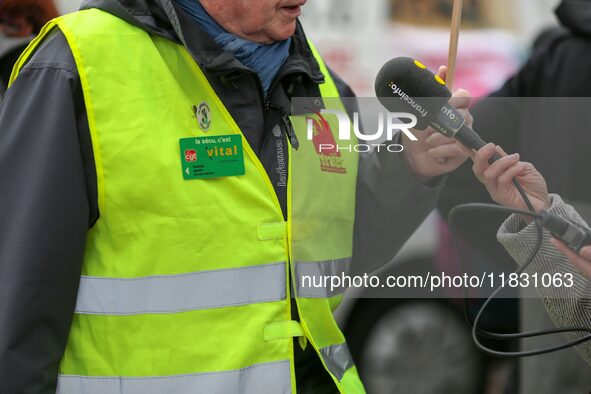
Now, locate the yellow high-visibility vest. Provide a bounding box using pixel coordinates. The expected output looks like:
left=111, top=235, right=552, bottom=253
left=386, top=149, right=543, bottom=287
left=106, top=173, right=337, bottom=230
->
left=12, top=8, right=365, bottom=393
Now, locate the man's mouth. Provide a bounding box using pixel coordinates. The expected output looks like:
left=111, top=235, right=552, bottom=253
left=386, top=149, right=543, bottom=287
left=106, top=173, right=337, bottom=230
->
left=282, top=6, right=301, bottom=16
left=281, top=1, right=306, bottom=16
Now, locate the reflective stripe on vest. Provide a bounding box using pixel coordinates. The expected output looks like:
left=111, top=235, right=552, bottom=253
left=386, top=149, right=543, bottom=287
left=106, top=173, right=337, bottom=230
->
left=56, top=360, right=291, bottom=394
left=320, top=343, right=355, bottom=381
left=75, top=262, right=286, bottom=315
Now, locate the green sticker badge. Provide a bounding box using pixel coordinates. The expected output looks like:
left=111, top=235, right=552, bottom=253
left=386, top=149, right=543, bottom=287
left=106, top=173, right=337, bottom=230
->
left=195, top=102, right=211, bottom=131
left=180, top=134, right=245, bottom=180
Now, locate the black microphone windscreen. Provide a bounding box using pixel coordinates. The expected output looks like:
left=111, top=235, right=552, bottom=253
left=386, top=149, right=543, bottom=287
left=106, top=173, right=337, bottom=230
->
left=375, top=57, right=452, bottom=129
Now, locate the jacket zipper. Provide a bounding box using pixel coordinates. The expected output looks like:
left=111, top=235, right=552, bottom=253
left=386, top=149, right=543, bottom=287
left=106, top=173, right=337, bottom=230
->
left=263, top=76, right=300, bottom=150
left=281, top=112, right=299, bottom=150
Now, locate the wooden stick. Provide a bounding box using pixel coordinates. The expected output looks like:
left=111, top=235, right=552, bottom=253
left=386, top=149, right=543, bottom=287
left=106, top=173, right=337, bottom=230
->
left=447, top=0, right=464, bottom=89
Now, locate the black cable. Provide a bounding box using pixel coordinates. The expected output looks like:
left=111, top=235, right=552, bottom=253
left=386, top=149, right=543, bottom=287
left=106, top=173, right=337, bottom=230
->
left=512, top=179, right=536, bottom=213
left=449, top=179, right=591, bottom=357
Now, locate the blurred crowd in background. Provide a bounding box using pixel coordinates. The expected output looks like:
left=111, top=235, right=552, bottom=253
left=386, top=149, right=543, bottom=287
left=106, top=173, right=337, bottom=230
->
left=0, top=0, right=564, bottom=97
left=301, top=0, right=560, bottom=97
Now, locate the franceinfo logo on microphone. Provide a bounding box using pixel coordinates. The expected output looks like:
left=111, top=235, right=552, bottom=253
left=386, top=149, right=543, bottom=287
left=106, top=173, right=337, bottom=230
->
left=387, top=82, right=430, bottom=119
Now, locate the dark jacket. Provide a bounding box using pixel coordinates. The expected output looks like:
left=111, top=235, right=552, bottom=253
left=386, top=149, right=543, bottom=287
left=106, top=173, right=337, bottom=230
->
left=439, top=0, right=591, bottom=392
left=0, top=0, right=443, bottom=392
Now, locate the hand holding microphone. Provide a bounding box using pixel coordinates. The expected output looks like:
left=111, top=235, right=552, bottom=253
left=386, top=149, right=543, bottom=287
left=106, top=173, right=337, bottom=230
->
left=378, top=58, right=591, bottom=358
left=471, top=142, right=550, bottom=214
left=473, top=143, right=591, bottom=275
left=374, top=59, right=473, bottom=181
left=375, top=57, right=499, bottom=165
left=375, top=58, right=569, bottom=233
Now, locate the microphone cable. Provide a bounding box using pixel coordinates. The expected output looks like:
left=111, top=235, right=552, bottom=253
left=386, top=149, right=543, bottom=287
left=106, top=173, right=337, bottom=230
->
left=449, top=179, right=591, bottom=357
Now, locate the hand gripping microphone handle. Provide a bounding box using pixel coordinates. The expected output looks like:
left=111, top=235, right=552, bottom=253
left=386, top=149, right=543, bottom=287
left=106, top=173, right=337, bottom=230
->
left=455, top=124, right=502, bottom=163
left=375, top=58, right=502, bottom=163
left=433, top=104, right=502, bottom=163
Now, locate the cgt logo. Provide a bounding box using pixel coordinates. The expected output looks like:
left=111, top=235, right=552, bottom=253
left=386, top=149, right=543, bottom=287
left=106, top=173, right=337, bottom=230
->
left=184, top=149, right=197, bottom=162
left=307, top=113, right=347, bottom=174
left=306, top=110, right=418, bottom=153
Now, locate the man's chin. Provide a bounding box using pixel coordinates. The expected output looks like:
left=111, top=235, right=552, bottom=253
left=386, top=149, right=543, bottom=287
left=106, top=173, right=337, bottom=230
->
left=268, top=23, right=297, bottom=43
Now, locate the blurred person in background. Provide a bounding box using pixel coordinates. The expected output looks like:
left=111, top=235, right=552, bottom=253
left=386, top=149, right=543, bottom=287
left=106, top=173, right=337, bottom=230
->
left=439, top=0, right=591, bottom=392
left=0, top=0, right=58, bottom=94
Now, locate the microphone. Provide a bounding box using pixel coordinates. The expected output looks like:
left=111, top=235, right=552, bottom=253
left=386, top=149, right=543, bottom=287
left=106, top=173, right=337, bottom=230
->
left=375, top=57, right=501, bottom=162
